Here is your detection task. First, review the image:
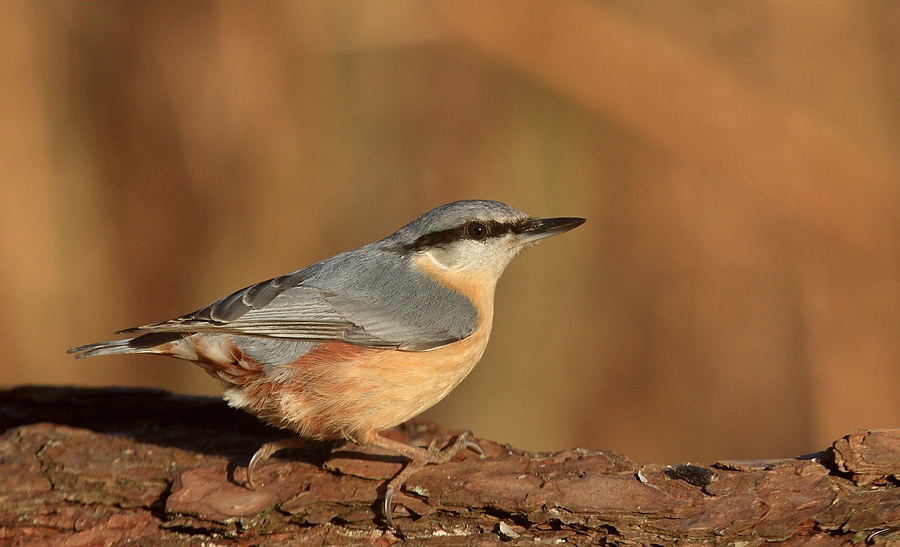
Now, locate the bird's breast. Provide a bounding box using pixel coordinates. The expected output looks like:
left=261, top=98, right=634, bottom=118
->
left=223, top=255, right=500, bottom=442
left=237, top=315, right=492, bottom=442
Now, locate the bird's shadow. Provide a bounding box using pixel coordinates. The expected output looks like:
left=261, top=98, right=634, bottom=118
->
left=0, top=385, right=326, bottom=466
left=1, top=385, right=423, bottom=478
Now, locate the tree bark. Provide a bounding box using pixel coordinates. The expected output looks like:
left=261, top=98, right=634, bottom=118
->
left=0, top=386, right=897, bottom=546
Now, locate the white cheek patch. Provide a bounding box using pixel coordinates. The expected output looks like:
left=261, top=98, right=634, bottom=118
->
left=423, top=249, right=452, bottom=271
left=422, top=239, right=522, bottom=277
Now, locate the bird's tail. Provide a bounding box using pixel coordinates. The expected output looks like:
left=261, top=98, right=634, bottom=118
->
left=67, top=332, right=185, bottom=360
left=67, top=340, right=141, bottom=359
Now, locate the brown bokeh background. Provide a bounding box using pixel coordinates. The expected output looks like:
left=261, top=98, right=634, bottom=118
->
left=2, top=0, right=899, bottom=464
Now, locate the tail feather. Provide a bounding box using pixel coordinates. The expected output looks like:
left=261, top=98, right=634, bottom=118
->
left=68, top=332, right=187, bottom=360
left=67, top=339, right=145, bottom=359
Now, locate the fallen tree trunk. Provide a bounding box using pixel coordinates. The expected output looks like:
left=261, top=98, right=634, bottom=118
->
left=0, top=386, right=897, bottom=546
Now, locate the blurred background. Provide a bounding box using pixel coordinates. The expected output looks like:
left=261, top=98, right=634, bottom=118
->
left=2, top=0, right=899, bottom=464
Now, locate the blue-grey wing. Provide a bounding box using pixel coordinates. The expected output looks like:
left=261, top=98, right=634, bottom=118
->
left=119, top=250, right=479, bottom=351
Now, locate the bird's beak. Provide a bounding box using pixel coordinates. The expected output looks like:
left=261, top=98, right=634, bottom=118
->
left=515, top=216, right=586, bottom=242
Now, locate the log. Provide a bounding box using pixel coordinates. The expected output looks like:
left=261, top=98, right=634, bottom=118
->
left=0, top=386, right=897, bottom=546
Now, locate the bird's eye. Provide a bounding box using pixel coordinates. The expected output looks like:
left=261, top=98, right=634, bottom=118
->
left=466, top=222, right=487, bottom=240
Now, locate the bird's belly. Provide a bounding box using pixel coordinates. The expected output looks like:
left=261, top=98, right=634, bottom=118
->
left=225, top=325, right=491, bottom=442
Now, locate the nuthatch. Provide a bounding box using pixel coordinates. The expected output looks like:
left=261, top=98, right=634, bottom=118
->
left=69, top=199, right=584, bottom=527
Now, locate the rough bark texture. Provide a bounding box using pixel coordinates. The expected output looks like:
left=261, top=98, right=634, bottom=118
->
left=0, top=386, right=897, bottom=546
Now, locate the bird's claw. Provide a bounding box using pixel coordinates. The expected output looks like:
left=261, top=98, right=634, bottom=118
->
left=246, top=438, right=306, bottom=490
left=456, top=430, right=486, bottom=459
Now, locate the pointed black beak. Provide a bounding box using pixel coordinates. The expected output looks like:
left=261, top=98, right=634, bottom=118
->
left=515, top=217, right=586, bottom=241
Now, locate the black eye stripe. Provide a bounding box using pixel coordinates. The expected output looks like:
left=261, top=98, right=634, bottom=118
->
left=402, top=220, right=515, bottom=251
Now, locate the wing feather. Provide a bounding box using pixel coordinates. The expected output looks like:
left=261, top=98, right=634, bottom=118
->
left=117, top=248, right=478, bottom=352
left=118, top=272, right=448, bottom=350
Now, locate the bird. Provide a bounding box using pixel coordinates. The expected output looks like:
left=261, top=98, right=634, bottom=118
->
left=68, top=199, right=585, bottom=528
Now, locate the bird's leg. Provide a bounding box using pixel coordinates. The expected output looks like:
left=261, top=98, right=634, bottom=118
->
left=246, top=437, right=307, bottom=489
left=371, top=430, right=485, bottom=529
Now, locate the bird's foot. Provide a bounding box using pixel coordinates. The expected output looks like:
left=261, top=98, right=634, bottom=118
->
left=376, top=430, right=485, bottom=530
